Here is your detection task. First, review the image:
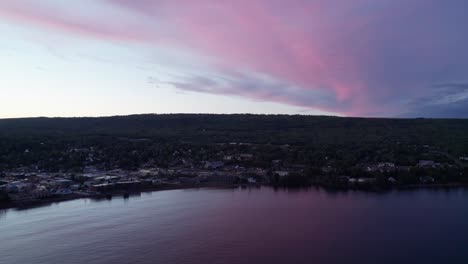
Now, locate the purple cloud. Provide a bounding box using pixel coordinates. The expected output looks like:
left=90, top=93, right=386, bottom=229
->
left=1, top=0, right=467, bottom=117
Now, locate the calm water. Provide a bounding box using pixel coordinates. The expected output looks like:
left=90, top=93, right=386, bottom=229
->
left=1, top=187, right=468, bottom=264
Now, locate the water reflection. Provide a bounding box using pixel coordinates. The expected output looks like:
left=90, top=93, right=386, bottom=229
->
left=2, top=186, right=468, bottom=214
left=0, top=208, right=7, bottom=219
left=1, top=187, right=468, bottom=264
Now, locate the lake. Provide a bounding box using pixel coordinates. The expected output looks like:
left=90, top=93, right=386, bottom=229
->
left=1, top=187, right=468, bottom=264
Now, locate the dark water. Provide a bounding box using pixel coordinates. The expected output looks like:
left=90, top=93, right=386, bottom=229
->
left=1, top=187, right=468, bottom=264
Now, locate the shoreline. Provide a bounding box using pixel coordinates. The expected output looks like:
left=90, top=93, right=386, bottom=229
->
left=0, top=184, right=238, bottom=211
left=2, top=182, right=468, bottom=211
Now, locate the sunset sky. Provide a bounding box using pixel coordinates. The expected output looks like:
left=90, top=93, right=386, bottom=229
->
left=1, top=0, right=467, bottom=118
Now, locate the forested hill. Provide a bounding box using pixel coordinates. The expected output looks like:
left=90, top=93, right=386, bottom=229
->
left=0, top=114, right=467, bottom=155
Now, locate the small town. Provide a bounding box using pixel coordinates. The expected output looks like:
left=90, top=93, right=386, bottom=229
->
left=1, top=141, right=467, bottom=208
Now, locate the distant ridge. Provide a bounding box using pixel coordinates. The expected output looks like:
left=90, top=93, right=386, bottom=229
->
left=0, top=114, right=466, bottom=153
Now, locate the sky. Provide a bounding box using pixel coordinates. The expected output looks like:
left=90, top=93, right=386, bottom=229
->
left=1, top=0, right=467, bottom=118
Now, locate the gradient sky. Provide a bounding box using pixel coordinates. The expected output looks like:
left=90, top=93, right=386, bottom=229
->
left=1, top=0, right=468, bottom=118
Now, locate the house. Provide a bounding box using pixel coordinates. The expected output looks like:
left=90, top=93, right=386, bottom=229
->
left=397, top=166, right=411, bottom=172
left=94, top=176, right=120, bottom=183
left=322, top=166, right=335, bottom=173
left=419, top=176, right=435, bottom=184
left=36, top=174, right=52, bottom=180
left=357, top=178, right=376, bottom=184
left=238, top=154, right=254, bottom=161
left=271, top=160, right=282, bottom=168
left=83, top=181, right=95, bottom=188
left=152, top=179, right=165, bottom=186
left=90, top=183, right=115, bottom=192
left=253, top=168, right=267, bottom=177
left=204, top=161, right=225, bottom=169
left=418, top=160, right=435, bottom=168
left=274, top=171, right=289, bottom=177
left=52, top=179, right=74, bottom=188
left=247, top=177, right=257, bottom=184
left=83, top=166, right=100, bottom=174
left=32, top=187, right=52, bottom=199
left=55, top=189, right=73, bottom=195
left=9, top=188, right=52, bottom=202
left=5, top=181, right=33, bottom=193
left=387, top=177, right=398, bottom=184
left=378, top=162, right=396, bottom=172
left=70, top=184, right=81, bottom=191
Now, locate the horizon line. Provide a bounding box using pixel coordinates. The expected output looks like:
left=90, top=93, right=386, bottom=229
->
left=1, top=113, right=466, bottom=121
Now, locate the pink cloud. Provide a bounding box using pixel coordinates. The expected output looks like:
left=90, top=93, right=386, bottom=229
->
left=0, top=1, right=161, bottom=45
left=1, top=0, right=467, bottom=117
left=109, top=0, right=375, bottom=114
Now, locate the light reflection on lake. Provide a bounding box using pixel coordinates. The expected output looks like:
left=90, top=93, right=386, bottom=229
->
left=1, top=187, right=468, bottom=264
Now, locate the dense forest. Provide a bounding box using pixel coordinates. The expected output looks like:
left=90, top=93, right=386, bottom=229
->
left=0, top=114, right=467, bottom=176
left=1, top=114, right=467, bottom=147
